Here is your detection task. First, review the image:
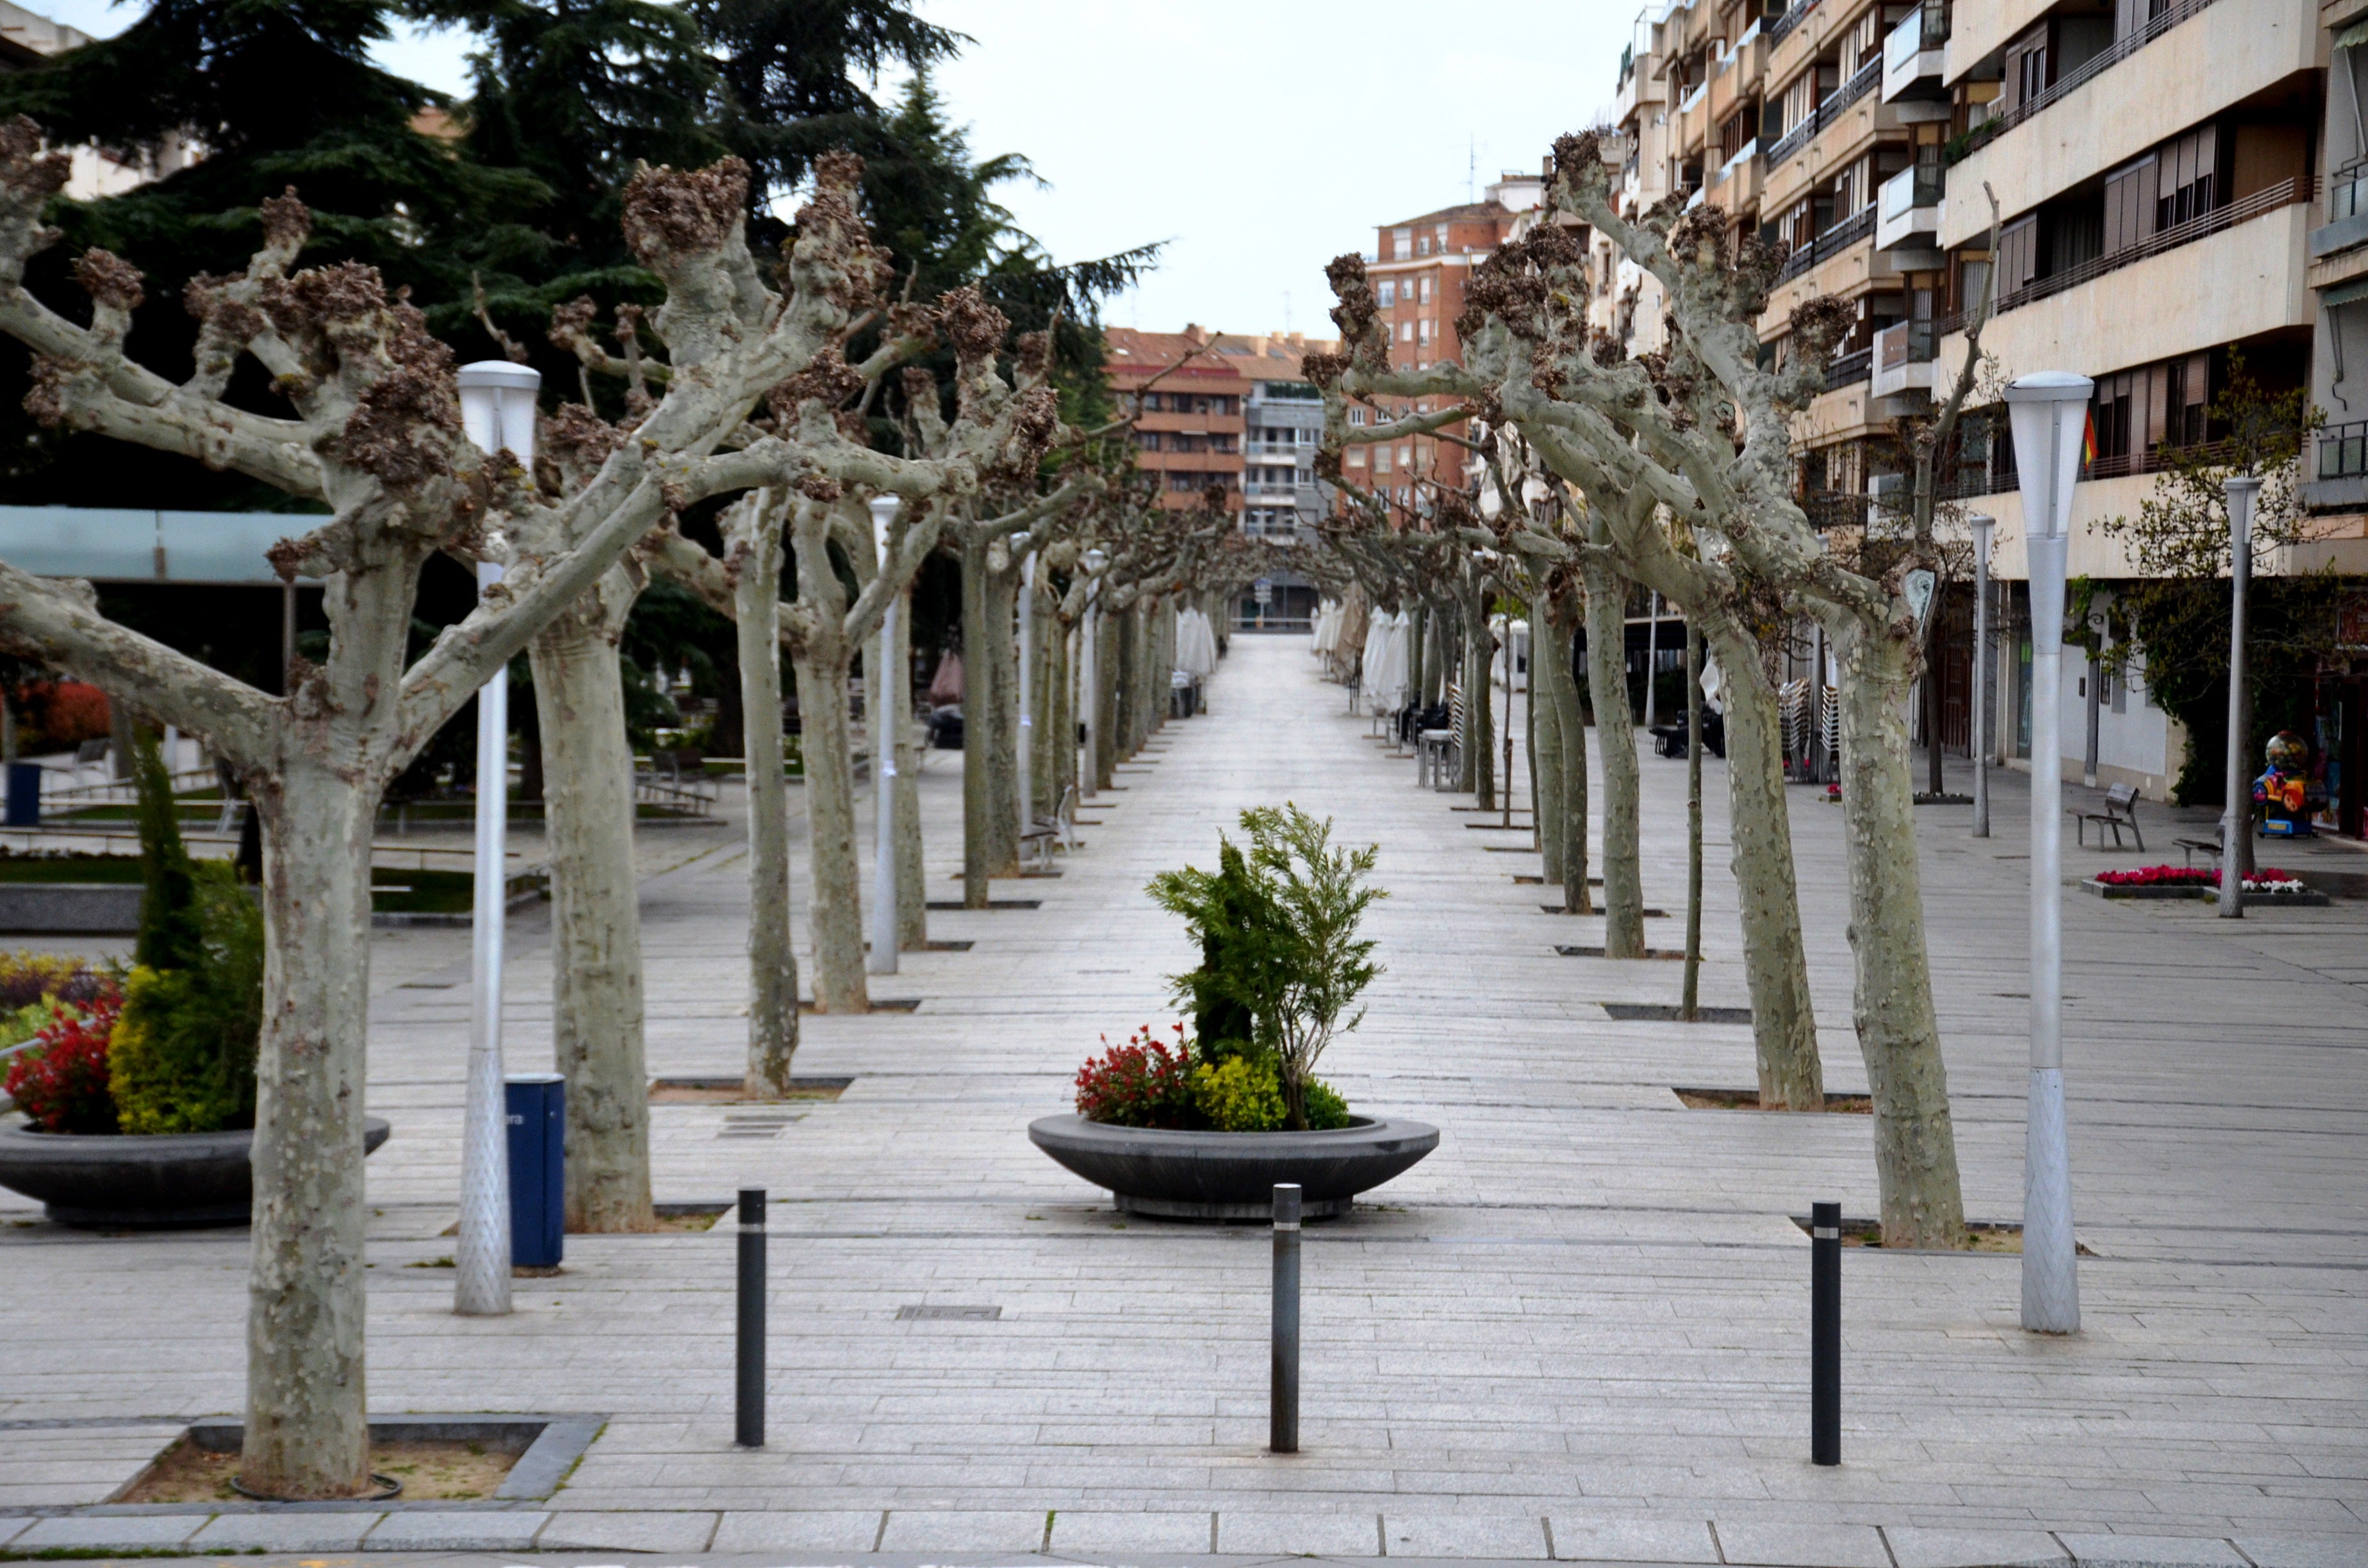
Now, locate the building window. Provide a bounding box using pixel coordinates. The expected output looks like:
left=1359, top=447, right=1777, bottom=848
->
left=1135, top=431, right=1160, bottom=451
left=1348, top=406, right=1367, bottom=427
left=1393, top=225, right=1411, bottom=259
left=1347, top=445, right=1366, bottom=467
left=1378, top=281, right=1396, bottom=306
left=1374, top=446, right=1393, bottom=474
left=1419, top=277, right=1433, bottom=304
left=1417, top=319, right=1433, bottom=345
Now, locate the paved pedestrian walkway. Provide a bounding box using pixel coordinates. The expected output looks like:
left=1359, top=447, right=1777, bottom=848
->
left=0, top=636, right=2362, bottom=1567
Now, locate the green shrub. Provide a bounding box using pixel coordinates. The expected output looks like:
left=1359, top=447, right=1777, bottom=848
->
left=104, top=735, right=263, bottom=1134
left=1302, top=1078, right=1351, bottom=1131
left=1191, top=1054, right=1285, bottom=1131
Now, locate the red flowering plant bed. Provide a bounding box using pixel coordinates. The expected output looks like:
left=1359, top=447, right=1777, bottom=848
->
left=1073, top=1024, right=1203, bottom=1130
left=2086, top=865, right=2315, bottom=900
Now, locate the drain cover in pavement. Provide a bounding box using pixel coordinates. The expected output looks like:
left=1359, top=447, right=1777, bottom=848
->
left=896, top=1305, right=1002, bottom=1321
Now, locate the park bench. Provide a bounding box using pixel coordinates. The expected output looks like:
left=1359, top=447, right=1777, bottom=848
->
left=1021, top=783, right=1078, bottom=871
left=2072, top=782, right=2145, bottom=851
left=2174, top=823, right=2224, bottom=868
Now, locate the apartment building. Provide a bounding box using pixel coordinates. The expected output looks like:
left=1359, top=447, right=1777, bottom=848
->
left=1229, top=334, right=1336, bottom=543
left=1601, top=0, right=2364, bottom=820
left=1344, top=177, right=1542, bottom=512
left=1103, top=327, right=1250, bottom=515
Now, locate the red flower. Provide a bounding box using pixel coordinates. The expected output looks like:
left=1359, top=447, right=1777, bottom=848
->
left=1074, top=1022, right=1200, bottom=1129
left=4, top=996, right=122, bottom=1134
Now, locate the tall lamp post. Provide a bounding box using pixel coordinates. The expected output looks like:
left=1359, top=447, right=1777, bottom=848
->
left=1080, top=548, right=1107, bottom=799
left=2220, top=475, right=2262, bottom=919
left=453, top=360, right=540, bottom=1318
left=1970, top=513, right=1996, bottom=838
left=1013, top=532, right=1036, bottom=839
left=2003, top=370, right=2091, bottom=1335
left=867, top=496, right=900, bottom=974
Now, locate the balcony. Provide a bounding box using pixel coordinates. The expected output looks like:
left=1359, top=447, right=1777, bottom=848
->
left=1824, top=344, right=1873, bottom=394
left=1993, top=176, right=2315, bottom=318
left=2310, top=162, right=2368, bottom=265
left=1707, top=140, right=1763, bottom=213
left=1875, top=165, right=1943, bottom=253
left=1775, top=202, right=1877, bottom=284
left=1870, top=319, right=1936, bottom=400
left=1947, top=0, right=2220, bottom=161
left=1880, top=3, right=1946, bottom=104
left=1765, top=54, right=1880, bottom=167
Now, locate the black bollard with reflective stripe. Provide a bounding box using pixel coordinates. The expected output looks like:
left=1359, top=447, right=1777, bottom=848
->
left=736, top=1187, right=766, bottom=1448
left=1271, top=1182, right=1301, bottom=1454
left=1811, top=1198, right=1840, bottom=1466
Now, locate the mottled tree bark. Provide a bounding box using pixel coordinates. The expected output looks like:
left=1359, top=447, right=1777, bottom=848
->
left=1704, top=619, right=1823, bottom=1109
left=1540, top=592, right=1592, bottom=913
left=1832, top=619, right=1965, bottom=1247
left=528, top=588, right=653, bottom=1232
left=790, top=507, right=869, bottom=1014
left=891, top=582, right=927, bottom=951
left=730, top=493, right=799, bottom=1093
left=1581, top=551, right=1645, bottom=956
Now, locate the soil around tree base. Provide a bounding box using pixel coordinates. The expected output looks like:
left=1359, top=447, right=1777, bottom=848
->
left=119, top=1437, right=517, bottom=1503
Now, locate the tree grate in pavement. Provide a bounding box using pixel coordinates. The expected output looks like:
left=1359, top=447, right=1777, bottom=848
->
left=895, top=1304, right=1001, bottom=1321
left=1603, top=1003, right=1751, bottom=1024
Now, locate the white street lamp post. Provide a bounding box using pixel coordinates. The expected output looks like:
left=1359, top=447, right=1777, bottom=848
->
left=2003, top=370, right=2091, bottom=1335
left=1013, top=533, right=1035, bottom=840
left=1081, top=548, right=1107, bottom=799
left=1970, top=513, right=1995, bottom=839
left=867, top=496, right=901, bottom=974
left=452, top=360, right=540, bottom=1318
left=2220, top=475, right=2262, bottom=920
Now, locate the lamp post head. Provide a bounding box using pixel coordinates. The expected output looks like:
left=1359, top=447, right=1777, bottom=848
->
left=1083, top=548, right=1108, bottom=574
left=456, top=361, right=542, bottom=466
left=867, top=495, right=901, bottom=527
left=2003, top=370, right=2094, bottom=543
left=1970, top=512, right=1996, bottom=559
left=1009, top=530, right=1032, bottom=554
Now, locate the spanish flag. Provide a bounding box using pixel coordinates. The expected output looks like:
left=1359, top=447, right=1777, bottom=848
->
left=2082, top=408, right=2098, bottom=470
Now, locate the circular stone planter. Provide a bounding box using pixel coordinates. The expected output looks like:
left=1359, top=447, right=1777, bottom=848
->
left=1027, top=1114, right=1439, bottom=1221
left=0, top=1118, right=391, bottom=1228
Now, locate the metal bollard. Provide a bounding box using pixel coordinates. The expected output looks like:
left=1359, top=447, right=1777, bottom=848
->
left=736, top=1188, right=766, bottom=1448
left=1811, top=1198, right=1840, bottom=1466
left=1271, top=1182, right=1301, bottom=1454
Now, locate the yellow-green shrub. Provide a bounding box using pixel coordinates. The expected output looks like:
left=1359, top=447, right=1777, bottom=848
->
left=1191, top=1054, right=1286, bottom=1131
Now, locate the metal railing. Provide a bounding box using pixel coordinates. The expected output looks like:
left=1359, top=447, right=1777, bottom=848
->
left=1765, top=53, right=1880, bottom=165
left=1775, top=202, right=1877, bottom=283
left=1961, top=0, right=2219, bottom=154
left=1991, top=176, right=2314, bottom=317
left=2321, top=421, right=2368, bottom=480
left=1768, top=0, right=1817, bottom=47
left=2080, top=434, right=2233, bottom=482
left=2331, top=161, right=2368, bottom=223
left=1825, top=345, right=1873, bottom=392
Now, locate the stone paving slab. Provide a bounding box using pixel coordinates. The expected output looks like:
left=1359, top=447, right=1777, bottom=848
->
left=1047, top=1509, right=1218, bottom=1554
left=878, top=1508, right=1049, bottom=1551
left=1884, top=1526, right=2071, bottom=1567
left=188, top=1511, right=382, bottom=1552
left=1381, top=1514, right=1552, bottom=1558
left=8, top=1514, right=204, bottom=1550
left=1711, top=1519, right=1890, bottom=1566
left=534, top=1508, right=720, bottom=1552
left=1215, top=1511, right=1386, bottom=1555
left=362, top=1509, right=552, bottom=1551
left=2058, top=1535, right=2253, bottom=1567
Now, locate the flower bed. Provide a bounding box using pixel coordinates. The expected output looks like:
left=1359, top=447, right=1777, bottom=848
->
left=2084, top=866, right=2326, bottom=903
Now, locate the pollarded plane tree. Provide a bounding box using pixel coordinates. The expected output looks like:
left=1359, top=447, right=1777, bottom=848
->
left=1311, top=131, right=1960, bottom=1241
left=0, top=126, right=1056, bottom=1494
left=1468, top=418, right=1821, bottom=1104
left=637, top=298, right=1079, bottom=1027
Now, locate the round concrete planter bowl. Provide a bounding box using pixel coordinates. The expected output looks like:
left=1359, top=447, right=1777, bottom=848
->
left=1028, top=1114, right=1439, bottom=1220
left=0, top=1117, right=391, bottom=1227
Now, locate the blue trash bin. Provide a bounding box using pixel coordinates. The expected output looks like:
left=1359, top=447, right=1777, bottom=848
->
left=5, top=762, right=39, bottom=828
left=506, top=1074, right=566, bottom=1269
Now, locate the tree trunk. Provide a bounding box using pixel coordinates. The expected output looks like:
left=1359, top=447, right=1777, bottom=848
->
left=961, top=537, right=999, bottom=909
left=1534, top=616, right=1565, bottom=885
left=1543, top=594, right=1592, bottom=914
left=1092, top=603, right=1117, bottom=792
left=1582, top=555, right=1645, bottom=957
left=1830, top=617, right=1966, bottom=1248
left=1465, top=591, right=1495, bottom=804
left=1703, top=618, right=1823, bottom=1110
left=793, top=646, right=869, bottom=1012
left=529, top=600, right=653, bottom=1234
left=240, top=755, right=377, bottom=1498
left=892, top=583, right=927, bottom=951
left=732, top=496, right=799, bottom=1094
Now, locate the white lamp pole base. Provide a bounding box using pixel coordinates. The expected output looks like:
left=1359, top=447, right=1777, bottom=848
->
left=2022, top=1066, right=2080, bottom=1332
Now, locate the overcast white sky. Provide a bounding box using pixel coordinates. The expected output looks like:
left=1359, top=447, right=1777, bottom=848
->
left=37, top=0, right=1632, bottom=337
